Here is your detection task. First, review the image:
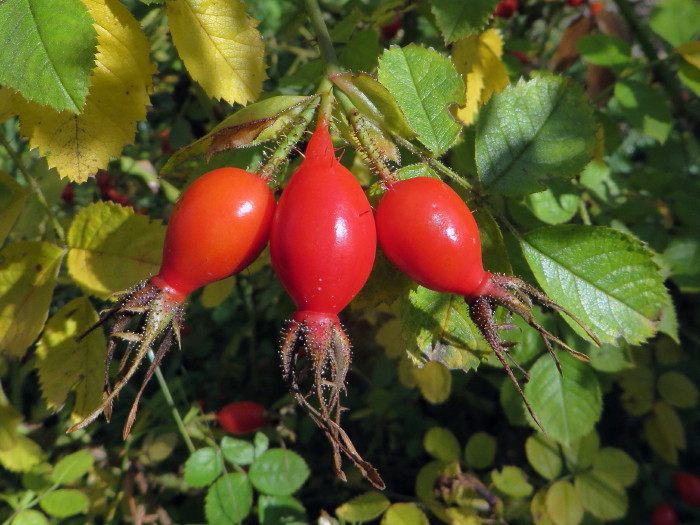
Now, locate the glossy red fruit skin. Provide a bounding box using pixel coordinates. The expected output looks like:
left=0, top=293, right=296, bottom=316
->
left=652, top=502, right=678, bottom=525
left=495, top=0, right=518, bottom=18
left=216, top=401, right=267, bottom=435
left=674, top=473, right=700, bottom=507
left=152, top=168, right=276, bottom=301
left=270, top=122, right=376, bottom=317
left=375, top=177, right=490, bottom=301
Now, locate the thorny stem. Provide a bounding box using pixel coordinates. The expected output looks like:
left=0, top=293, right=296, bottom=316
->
left=148, top=349, right=196, bottom=455
left=0, top=132, right=66, bottom=243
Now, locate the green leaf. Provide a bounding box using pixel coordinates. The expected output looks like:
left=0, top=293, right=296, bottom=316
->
left=663, top=236, right=700, bottom=293
left=524, top=353, right=602, bottom=447
left=657, top=371, right=699, bottom=409
left=339, top=28, right=380, bottom=73
left=474, top=206, right=513, bottom=276
left=526, top=434, right=562, bottom=480
left=330, top=71, right=416, bottom=139
left=650, top=0, right=700, bottom=46
left=476, top=76, right=596, bottom=195
left=0, top=241, right=64, bottom=357
left=521, top=225, right=672, bottom=346
left=401, top=286, right=488, bottom=370
left=248, top=449, right=309, bottom=496
left=0, top=0, right=96, bottom=112
left=491, top=465, right=533, bottom=498
left=429, top=0, right=500, bottom=44
left=10, top=509, right=49, bottom=525
left=592, top=448, right=638, bottom=488
left=0, top=405, right=22, bottom=451
left=161, top=95, right=317, bottom=175
left=67, top=202, right=165, bottom=298
left=576, top=34, right=632, bottom=68
left=184, top=447, right=223, bottom=488
left=205, top=473, right=253, bottom=525
left=530, top=490, right=555, bottom=525
left=500, top=377, right=529, bottom=427
left=644, top=401, right=686, bottom=464
left=412, top=361, right=452, bottom=404
left=257, top=495, right=307, bottom=525
left=415, top=460, right=459, bottom=502
left=378, top=45, right=464, bottom=156
left=39, top=489, right=88, bottom=518
left=336, top=492, right=390, bottom=522
left=612, top=81, right=672, bottom=143
left=51, top=450, right=94, bottom=485
left=381, top=503, right=429, bottom=525
left=678, top=59, right=700, bottom=96
left=574, top=471, right=627, bottom=521
left=35, top=297, right=104, bottom=422
left=464, top=431, right=497, bottom=469
left=524, top=180, right=580, bottom=225
left=424, top=427, right=461, bottom=461
left=0, top=435, right=43, bottom=473
left=617, top=365, right=655, bottom=416
left=221, top=436, right=256, bottom=466
left=0, top=171, right=30, bottom=247
left=545, top=480, right=583, bottom=525
left=562, top=431, right=599, bottom=471
left=254, top=432, right=270, bottom=457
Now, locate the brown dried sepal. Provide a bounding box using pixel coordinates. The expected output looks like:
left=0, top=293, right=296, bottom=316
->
left=68, top=280, right=184, bottom=439
left=279, top=318, right=385, bottom=489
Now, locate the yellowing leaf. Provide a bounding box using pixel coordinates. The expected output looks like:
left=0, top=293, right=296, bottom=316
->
left=200, top=276, right=236, bottom=308
left=452, top=30, right=509, bottom=125
left=0, top=241, right=65, bottom=357
left=0, top=170, right=31, bottom=246
left=15, top=0, right=155, bottom=182
left=0, top=435, right=44, bottom=472
left=675, top=41, right=700, bottom=69
left=67, top=202, right=165, bottom=298
left=35, top=297, right=104, bottom=423
left=413, top=361, right=452, bottom=404
left=167, top=0, right=266, bottom=105
left=0, top=87, right=16, bottom=122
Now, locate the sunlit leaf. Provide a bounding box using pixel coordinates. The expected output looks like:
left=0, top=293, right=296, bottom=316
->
left=35, top=297, right=104, bottom=422
left=0, top=170, right=31, bottom=247
left=378, top=45, right=464, bottom=156
left=413, top=361, right=452, bottom=404
left=476, top=76, right=596, bottom=195
left=14, top=0, right=155, bottom=182
left=521, top=225, right=672, bottom=345
left=336, top=492, right=390, bottom=523
left=424, top=427, right=461, bottom=461
left=0, top=241, right=64, bottom=357
left=612, top=80, right=672, bottom=143
left=0, top=435, right=44, bottom=472
left=649, top=0, right=700, bottom=47
left=0, top=0, right=97, bottom=112
left=429, top=0, right=500, bottom=44
left=575, top=471, right=627, bottom=521
left=492, top=465, right=533, bottom=497
left=592, top=447, right=638, bottom=488
left=167, top=0, right=266, bottom=105
left=205, top=473, right=253, bottom=524
left=67, top=202, right=165, bottom=298
left=381, top=503, right=429, bottom=525
left=526, top=433, right=562, bottom=480
left=452, top=30, right=509, bottom=125
left=51, top=449, right=94, bottom=484
left=546, top=480, right=583, bottom=525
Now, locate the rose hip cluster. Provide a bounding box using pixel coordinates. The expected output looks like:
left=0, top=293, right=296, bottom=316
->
left=76, top=118, right=595, bottom=488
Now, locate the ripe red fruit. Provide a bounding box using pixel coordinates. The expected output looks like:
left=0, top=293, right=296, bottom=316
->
left=652, top=502, right=678, bottom=525
left=60, top=184, right=75, bottom=206
left=375, top=177, right=598, bottom=427
left=217, top=401, right=267, bottom=435
left=673, top=473, right=700, bottom=507
left=270, top=118, right=382, bottom=488
left=567, top=0, right=587, bottom=6
left=70, top=168, right=275, bottom=437
left=381, top=14, right=402, bottom=40
left=494, top=0, right=518, bottom=19
left=590, top=1, right=604, bottom=14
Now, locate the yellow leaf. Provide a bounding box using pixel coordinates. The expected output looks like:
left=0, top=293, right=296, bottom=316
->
left=452, top=30, right=509, bottom=125
left=15, top=0, right=155, bottom=182
left=167, top=0, right=266, bottom=105
left=0, top=435, right=44, bottom=472
left=35, top=297, right=105, bottom=423
left=0, top=405, right=22, bottom=451
left=200, top=276, right=236, bottom=308
left=0, top=87, right=16, bottom=123
left=0, top=241, right=65, bottom=357
left=67, top=202, right=165, bottom=298
left=413, top=361, right=452, bottom=404
left=675, top=41, right=700, bottom=69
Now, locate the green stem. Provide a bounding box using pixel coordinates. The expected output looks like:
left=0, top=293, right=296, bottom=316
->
left=612, top=0, right=686, bottom=114
left=0, top=133, right=66, bottom=243
left=148, top=349, right=196, bottom=454
left=303, top=0, right=340, bottom=73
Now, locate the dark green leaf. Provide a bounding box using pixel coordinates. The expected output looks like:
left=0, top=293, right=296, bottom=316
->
left=0, top=0, right=96, bottom=112
left=476, top=76, right=596, bottom=195
left=248, top=449, right=309, bottom=496
left=205, top=473, right=253, bottom=525
left=257, top=495, right=307, bottom=525
left=464, top=432, right=497, bottom=469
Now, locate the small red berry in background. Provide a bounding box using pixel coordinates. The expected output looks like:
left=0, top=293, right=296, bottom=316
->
left=494, top=0, right=519, bottom=19
left=566, top=0, right=587, bottom=7
left=380, top=14, right=402, bottom=40
left=590, top=1, right=604, bottom=15
left=510, top=51, right=529, bottom=65
left=216, top=401, right=267, bottom=435
left=60, top=184, right=75, bottom=206
left=673, top=473, right=700, bottom=507
left=651, top=502, right=678, bottom=525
